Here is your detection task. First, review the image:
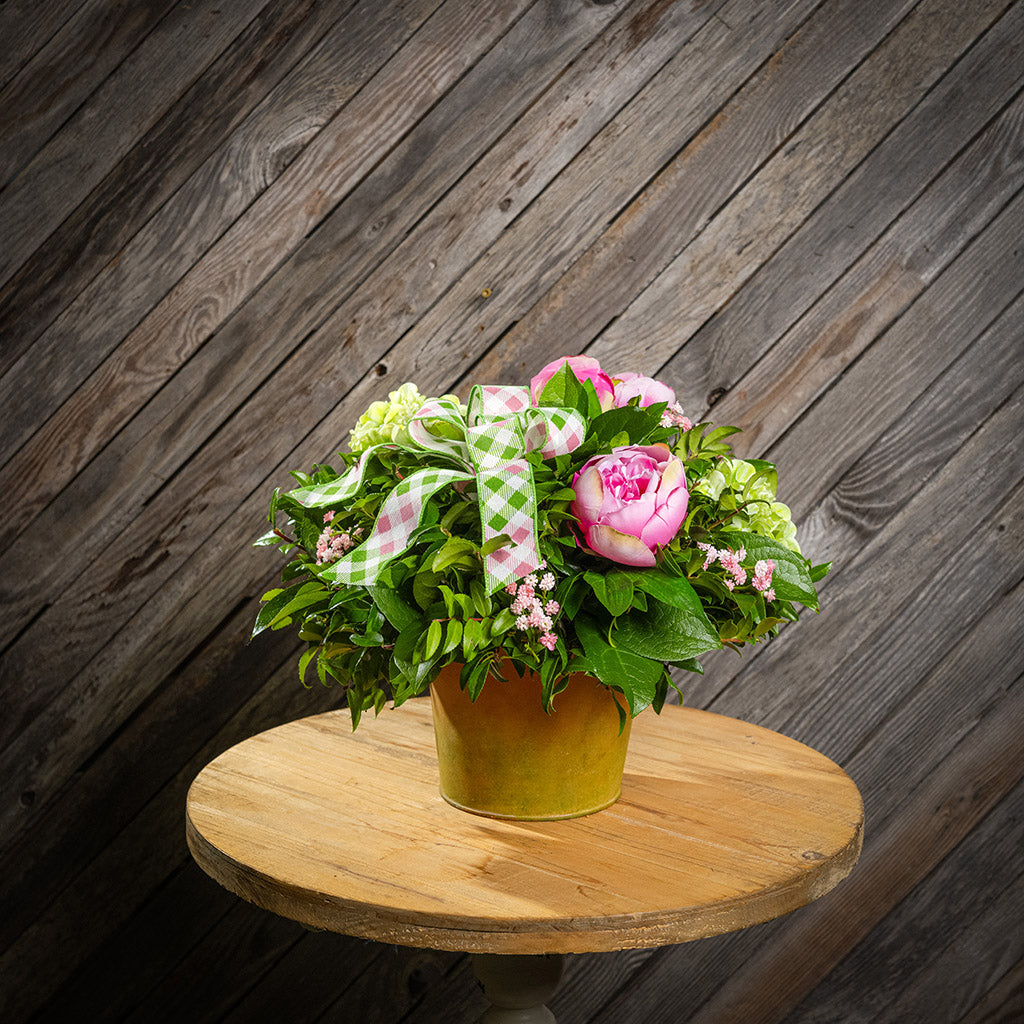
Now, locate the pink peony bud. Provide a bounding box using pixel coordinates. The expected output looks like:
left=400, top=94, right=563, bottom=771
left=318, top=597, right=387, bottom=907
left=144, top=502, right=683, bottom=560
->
left=611, top=371, right=677, bottom=409
left=570, top=444, right=689, bottom=567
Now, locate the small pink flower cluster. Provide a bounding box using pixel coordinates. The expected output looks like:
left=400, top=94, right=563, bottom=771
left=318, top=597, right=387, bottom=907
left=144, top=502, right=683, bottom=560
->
left=505, top=567, right=560, bottom=651
left=752, top=559, right=776, bottom=602
left=698, top=544, right=776, bottom=601
left=315, top=512, right=363, bottom=566
left=661, top=403, right=692, bottom=431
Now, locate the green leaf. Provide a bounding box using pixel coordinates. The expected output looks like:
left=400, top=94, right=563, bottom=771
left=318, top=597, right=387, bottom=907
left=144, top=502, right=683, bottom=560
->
left=613, top=589, right=721, bottom=662
left=488, top=608, right=516, bottom=637
left=297, top=647, right=317, bottom=688
left=671, top=657, right=704, bottom=675
left=810, top=560, right=833, bottom=583
left=368, top=585, right=420, bottom=632
left=251, top=582, right=328, bottom=638
left=462, top=658, right=492, bottom=701
left=468, top=578, right=492, bottom=618
left=394, top=624, right=424, bottom=664
left=413, top=570, right=443, bottom=610
left=479, top=533, right=512, bottom=557
left=622, top=570, right=717, bottom=619
left=424, top=619, right=443, bottom=659
left=442, top=619, right=464, bottom=656
left=462, top=617, right=484, bottom=659
left=537, top=361, right=585, bottom=409
left=432, top=536, right=479, bottom=572
left=584, top=570, right=634, bottom=616
left=585, top=404, right=664, bottom=447
left=574, top=614, right=662, bottom=717
left=719, top=531, right=819, bottom=610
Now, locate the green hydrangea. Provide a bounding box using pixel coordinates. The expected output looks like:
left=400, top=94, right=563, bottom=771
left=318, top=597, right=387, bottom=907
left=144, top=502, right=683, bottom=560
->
left=349, top=383, right=429, bottom=452
left=349, top=383, right=468, bottom=452
left=693, top=457, right=801, bottom=553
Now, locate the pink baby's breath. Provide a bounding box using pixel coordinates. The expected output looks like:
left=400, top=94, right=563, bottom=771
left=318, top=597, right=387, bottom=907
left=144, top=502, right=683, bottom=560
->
left=752, top=558, right=776, bottom=593
left=718, top=547, right=747, bottom=587
left=661, top=403, right=693, bottom=431
left=698, top=542, right=718, bottom=571
left=539, top=632, right=558, bottom=651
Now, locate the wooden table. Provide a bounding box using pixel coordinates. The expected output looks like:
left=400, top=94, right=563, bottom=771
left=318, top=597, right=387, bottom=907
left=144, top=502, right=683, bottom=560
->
left=186, top=700, right=863, bottom=1022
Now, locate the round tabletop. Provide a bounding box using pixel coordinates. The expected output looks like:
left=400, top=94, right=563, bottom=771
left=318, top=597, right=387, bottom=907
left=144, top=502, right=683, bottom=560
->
left=186, top=700, right=863, bottom=954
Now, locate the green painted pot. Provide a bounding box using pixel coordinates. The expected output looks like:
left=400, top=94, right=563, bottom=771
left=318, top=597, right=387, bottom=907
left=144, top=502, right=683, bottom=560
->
left=429, top=661, right=631, bottom=820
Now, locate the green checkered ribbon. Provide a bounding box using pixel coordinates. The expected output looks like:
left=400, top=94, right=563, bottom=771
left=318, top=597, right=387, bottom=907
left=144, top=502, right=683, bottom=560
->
left=289, top=385, right=585, bottom=593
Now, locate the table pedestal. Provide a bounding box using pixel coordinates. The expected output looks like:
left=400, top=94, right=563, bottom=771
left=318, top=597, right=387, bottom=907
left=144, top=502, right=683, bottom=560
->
left=472, top=954, right=565, bottom=1024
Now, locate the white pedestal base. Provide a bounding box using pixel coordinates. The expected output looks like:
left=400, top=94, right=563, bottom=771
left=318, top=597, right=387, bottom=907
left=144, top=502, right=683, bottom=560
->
left=471, top=953, right=566, bottom=1024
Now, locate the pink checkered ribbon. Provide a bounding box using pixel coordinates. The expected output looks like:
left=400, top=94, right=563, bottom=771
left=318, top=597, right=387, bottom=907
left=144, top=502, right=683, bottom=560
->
left=294, top=386, right=585, bottom=592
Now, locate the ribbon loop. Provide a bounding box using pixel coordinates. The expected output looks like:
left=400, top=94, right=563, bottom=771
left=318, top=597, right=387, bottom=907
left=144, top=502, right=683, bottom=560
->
left=289, top=386, right=585, bottom=594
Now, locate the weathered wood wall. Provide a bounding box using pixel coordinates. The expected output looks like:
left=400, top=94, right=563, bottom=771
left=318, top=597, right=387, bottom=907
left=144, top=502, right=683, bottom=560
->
left=1, top=0, right=1021, bottom=1020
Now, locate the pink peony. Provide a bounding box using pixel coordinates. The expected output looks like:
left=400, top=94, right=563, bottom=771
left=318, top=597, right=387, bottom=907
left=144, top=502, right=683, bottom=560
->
left=530, top=355, right=615, bottom=411
left=571, top=444, right=689, bottom=567
left=611, top=372, right=677, bottom=409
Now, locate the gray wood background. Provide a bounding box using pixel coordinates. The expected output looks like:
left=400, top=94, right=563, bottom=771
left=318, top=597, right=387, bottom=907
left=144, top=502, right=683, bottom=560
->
left=1, top=0, right=1021, bottom=1020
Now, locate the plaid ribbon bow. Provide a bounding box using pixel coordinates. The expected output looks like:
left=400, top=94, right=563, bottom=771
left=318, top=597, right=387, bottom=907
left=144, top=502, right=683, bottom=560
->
left=289, top=385, right=585, bottom=594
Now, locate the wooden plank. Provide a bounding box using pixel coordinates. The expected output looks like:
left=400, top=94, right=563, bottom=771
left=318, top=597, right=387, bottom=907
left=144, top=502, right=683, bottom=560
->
left=285, top=0, right=826, bottom=410
left=688, top=112, right=1024, bottom=460
left=0, top=0, right=275, bottom=288
left=119, top=901, right=309, bottom=1024
left=781, top=783, right=1024, bottom=1022
left=0, top=0, right=423, bottom=442
left=31, top=863, right=239, bottom=1024
left=0, top=0, right=179, bottom=187
left=866, top=856, right=1024, bottom=1023
left=795, top=289, right=1024, bottom=572
left=0, top=0, right=722, bottom=817
left=659, top=16, right=1024, bottom=419
left=0, top=0, right=702, bottom=552
left=0, top=0, right=86, bottom=90
left=0, top=599, right=299, bottom=945
left=762, top=185, right=1024, bottom=522
left=593, top=0, right=1023, bottom=379
left=690, top=77, right=1024, bottom=450
left=707, top=342, right=1024, bottom=739
left=959, top=958, right=1024, bottom=1024
left=0, top=0, right=535, bottom=528
left=0, top=656, right=336, bottom=1021
left=445, top=0, right=924, bottom=385
left=216, top=933, right=410, bottom=1024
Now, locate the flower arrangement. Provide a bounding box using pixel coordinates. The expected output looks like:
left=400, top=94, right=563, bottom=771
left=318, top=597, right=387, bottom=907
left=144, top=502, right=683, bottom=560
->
left=254, top=356, right=829, bottom=727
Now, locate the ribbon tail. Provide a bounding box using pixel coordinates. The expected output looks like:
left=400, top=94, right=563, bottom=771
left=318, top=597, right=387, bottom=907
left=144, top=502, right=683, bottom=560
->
left=288, top=446, right=389, bottom=508
left=476, top=459, right=541, bottom=594
left=319, top=468, right=471, bottom=586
